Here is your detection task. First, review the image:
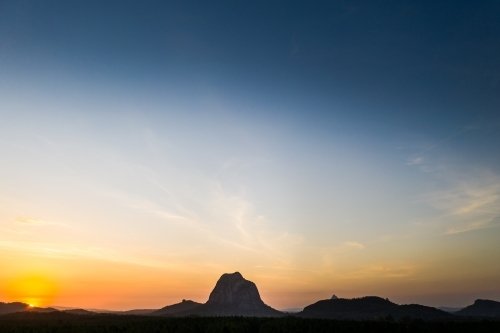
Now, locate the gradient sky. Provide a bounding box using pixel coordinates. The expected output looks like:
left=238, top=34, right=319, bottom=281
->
left=1, top=0, right=500, bottom=310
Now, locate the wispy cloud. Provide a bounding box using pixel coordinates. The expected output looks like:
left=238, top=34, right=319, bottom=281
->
left=317, top=241, right=367, bottom=271
left=0, top=227, right=28, bottom=234
left=424, top=171, right=500, bottom=234
left=15, top=217, right=67, bottom=227
left=406, top=156, right=424, bottom=165
left=343, top=264, right=416, bottom=279
left=344, top=241, right=365, bottom=250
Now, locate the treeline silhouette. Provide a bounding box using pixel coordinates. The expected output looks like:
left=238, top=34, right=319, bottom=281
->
left=1, top=312, right=499, bottom=333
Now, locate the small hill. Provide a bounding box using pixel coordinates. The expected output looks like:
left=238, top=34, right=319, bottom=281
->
left=152, top=300, right=201, bottom=316
left=0, top=302, right=30, bottom=315
left=120, top=309, right=158, bottom=315
left=177, top=272, right=283, bottom=317
left=0, top=302, right=58, bottom=315
left=297, top=296, right=451, bottom=320
left=62, top=309, right=95, bottom=315
left=456, top=299, right=500, bottom=317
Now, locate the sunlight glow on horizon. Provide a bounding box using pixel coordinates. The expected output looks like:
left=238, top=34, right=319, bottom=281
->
left=4, top=273, right=58, bottom=308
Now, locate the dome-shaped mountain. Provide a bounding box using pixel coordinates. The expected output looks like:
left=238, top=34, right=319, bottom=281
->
left=178, top=272, right=283, bottom=317
left=297, top=296, right=451, bottom=320
left=456, top=299, right=500, bottom=317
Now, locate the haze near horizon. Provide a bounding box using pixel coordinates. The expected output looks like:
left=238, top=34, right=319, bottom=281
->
left=1, top=0, right=499, bottom=311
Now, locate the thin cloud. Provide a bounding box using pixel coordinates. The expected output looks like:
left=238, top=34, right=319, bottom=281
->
left=406, top=156, right=424, bottom=165
left=15, top=217, right=67, bottom=227
left=337, top=264, right=416, bottom=280
left=344, top=241, right=365, bottom=250
left=423, top=171, right=500, bottom=234
left=446, top=216, right=500, bottom=235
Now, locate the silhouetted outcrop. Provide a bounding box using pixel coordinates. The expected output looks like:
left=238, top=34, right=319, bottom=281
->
left=178, top=272, right=283, bottom=317
left=152, top=300, right=201, bottom=316
left=456, top=299, right=500, bottom=317
left=297, top=296, right=451, bottom=320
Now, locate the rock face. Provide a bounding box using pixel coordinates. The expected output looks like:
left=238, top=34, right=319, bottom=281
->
left=206, top=272, right=262, bottom=307
left=456, top=299, right=500, bottom=317
left=179, top=272, right=283, bottom=317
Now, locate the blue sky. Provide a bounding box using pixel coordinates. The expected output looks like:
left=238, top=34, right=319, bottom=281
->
left=1, top=0, right=499, bottom=309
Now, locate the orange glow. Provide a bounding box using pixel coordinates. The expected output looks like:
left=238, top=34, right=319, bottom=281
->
left=6, top=274, right=58, bottom=307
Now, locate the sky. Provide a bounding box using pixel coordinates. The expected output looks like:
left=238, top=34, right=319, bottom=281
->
left=1, top=0, right=500, bottom=310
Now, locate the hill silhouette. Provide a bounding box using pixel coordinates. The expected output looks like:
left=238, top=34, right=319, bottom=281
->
left=176, top=272, right=283, bottom=317
left=0, top=302, right=29, bottom=315
left=456, top=299, right=500, bottom=317
left=62, top=309, right=94, bottom=315
left=152, top=300, right=201, bottom=316
left=297, top=296, right=452, bottom=320
left=0, top=302, right=57, bottom=315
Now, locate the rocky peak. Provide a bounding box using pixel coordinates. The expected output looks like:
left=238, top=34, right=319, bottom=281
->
left=206, top=272, right=262, bottom=307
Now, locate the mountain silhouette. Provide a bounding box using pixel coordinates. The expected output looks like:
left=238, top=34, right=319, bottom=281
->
left=297, top=296, right=451, bottom=320
left=152, top=299, right=201, bottom=316
left=455, top=299, right=500, bottom=317
left=175, top=272, right=283, bottom=317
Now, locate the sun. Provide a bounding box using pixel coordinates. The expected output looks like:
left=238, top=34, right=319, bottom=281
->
left=6, top=274, right=57, bottom=307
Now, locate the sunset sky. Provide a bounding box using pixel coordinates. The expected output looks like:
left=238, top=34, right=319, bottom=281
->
left=1, top=1, right=500, bottom=310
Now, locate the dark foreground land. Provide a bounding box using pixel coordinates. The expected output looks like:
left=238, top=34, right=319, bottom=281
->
left=1, top=312, right=500, bottom=333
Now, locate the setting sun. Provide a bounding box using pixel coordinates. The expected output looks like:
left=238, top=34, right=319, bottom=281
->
left=6, top=275, right=57, bottom=308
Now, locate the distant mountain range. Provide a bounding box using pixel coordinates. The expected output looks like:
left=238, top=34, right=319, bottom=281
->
left=2, top=272, right=500, bottom=320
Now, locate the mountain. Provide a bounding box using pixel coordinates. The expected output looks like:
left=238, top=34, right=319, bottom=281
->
left=455, top=299, right=500, bottom=317
left=176, top=272, right=283, bottom=317
left=152, top=300, right=201, bottom=316
left=438, top=307, right=463, bottom=313
left=297, top=296, right=452, bottom=320
left=0, top=302, right=58, bottom=315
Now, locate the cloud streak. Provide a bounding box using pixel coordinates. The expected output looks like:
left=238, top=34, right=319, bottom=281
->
left=423, top=171, right=500, bottom=234
left=15, top=217, right=67, bottom=227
